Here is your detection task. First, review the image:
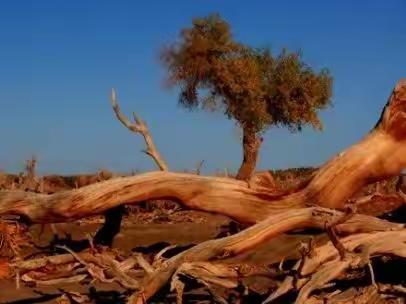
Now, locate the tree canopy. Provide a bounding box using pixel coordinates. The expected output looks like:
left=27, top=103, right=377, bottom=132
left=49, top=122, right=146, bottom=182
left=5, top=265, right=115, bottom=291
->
left=161, top=14, right=333, bottom=134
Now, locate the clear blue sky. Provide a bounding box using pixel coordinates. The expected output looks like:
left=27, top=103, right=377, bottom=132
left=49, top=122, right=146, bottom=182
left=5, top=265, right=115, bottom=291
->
left=0, top=1, right=405, bottom=174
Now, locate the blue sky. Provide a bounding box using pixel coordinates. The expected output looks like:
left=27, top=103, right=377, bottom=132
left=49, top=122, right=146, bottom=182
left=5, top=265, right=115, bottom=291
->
left=0, top=1, right=405, bottom=174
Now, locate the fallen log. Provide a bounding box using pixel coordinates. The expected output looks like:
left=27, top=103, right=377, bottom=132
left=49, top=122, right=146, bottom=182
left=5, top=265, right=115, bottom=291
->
left=0, top=80, right=405, bottom=224
left=10, top=207, right=404, bottom=303
left=126, top=208, right=405, bottom=303
left=266, top=229, right=406, bottom=303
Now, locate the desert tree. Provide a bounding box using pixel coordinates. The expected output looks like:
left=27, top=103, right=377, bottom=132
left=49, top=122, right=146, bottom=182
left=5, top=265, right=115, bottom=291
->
left=161, top=14, right=333, bottom=181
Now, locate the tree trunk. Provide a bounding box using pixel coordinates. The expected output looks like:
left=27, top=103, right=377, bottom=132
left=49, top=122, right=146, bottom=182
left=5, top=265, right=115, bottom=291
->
left=0, top=80, right=405, bottom=225
left=93, top=205, right=126, bottom=246
left=235, top=127, right=262, bottom=181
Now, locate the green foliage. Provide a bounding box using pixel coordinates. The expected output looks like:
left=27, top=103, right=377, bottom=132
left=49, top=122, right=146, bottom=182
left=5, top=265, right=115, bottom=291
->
left=161, top=14, right=333, bottom=134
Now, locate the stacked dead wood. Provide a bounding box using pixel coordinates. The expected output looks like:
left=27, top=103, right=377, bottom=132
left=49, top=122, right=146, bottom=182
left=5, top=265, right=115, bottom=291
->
left=6, top=213, right=406, bottom=303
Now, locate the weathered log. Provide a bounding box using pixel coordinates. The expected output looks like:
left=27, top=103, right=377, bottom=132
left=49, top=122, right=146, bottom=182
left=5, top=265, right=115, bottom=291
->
left=126, top=208, right=404, bottom=303
left=0, top=172, right=293, bottom=223
left=170, top=230, right=406, bottom=304
left=353, top=193, right=405, bottom=216
left=0, top=80, right=405, bottom=223
left=266, top=229, right=406, bottom=303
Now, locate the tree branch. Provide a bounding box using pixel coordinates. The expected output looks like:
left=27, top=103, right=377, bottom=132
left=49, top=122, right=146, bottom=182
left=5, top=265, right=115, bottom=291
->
left=110, top=88, right=169, bottom=171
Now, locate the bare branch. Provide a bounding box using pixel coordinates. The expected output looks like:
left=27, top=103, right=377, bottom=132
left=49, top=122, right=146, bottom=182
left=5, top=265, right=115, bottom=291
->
left=110, top=88, right=169, bottom=171
left=195, top=160, right=204, bottom=175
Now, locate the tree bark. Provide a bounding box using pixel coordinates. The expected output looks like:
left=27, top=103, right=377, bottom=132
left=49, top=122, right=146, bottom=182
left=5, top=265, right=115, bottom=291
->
left=93, top=205, right=126, bottom=246
left=236, top=127, right=262, bottom=181
left=0, top=79, right=405, bottom=224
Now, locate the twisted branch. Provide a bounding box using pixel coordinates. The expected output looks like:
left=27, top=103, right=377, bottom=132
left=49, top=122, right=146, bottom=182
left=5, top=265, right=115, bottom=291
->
left=110, top=88, right=169, bottom=171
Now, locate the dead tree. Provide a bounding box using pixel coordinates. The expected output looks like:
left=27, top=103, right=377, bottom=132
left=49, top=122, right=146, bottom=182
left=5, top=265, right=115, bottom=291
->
left=24, top=157, right=37, bottom=182
left=21, top=156, right=40, bottom=192
left=93, top=90, right=170, bottom=246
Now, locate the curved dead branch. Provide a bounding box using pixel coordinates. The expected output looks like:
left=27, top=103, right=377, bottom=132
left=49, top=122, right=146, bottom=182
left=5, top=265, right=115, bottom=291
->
left=266, top=229, right=406, bottom=304
left=125, top=207, right=404, bottom=303
left=110, top=88, right=169, bottom=171
left=1, top=80, right=405, bottom=224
